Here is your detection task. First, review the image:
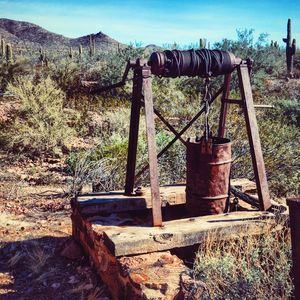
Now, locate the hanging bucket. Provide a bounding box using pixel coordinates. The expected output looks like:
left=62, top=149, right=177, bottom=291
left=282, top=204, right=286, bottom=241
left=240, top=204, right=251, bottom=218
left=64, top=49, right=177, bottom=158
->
left=186, top=136, right=232, bottom=216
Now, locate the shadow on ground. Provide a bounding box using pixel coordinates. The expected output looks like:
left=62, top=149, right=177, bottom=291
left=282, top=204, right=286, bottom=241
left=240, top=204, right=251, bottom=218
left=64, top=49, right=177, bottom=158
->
left=0, top=236, right=110, bottom=300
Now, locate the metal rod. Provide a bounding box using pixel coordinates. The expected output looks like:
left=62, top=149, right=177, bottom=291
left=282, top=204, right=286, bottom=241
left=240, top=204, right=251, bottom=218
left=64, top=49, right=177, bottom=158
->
left=135, top=85, right=224, bottom=181
left=230, top=186, right=260, bottom=208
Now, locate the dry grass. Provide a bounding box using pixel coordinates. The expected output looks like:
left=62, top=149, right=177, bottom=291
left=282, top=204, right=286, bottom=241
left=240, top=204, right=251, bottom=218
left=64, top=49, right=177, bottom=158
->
left=6, top=251, right=25, bottom=268
left=26, top=245, right=52, bottom=274
left=34, top=267, right=57, bottom=283
left=0, top=179, right=27, bottom=201
left=68, top=281, right=107, bottom=300
left=193, top=221, right=293, bottom=299
left=85, top=286, right=108, bottom=300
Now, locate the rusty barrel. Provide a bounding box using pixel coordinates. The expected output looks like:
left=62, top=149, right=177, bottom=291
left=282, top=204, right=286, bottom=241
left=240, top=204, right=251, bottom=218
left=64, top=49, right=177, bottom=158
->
left=186, top=136, right=231, bottom=216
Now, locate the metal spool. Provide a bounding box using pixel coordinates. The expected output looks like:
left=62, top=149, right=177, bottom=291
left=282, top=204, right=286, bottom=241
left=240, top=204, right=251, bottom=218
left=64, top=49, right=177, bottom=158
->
left=148, top=49, right=241, bottom=78
left=186, top=136, right=232, bottom=216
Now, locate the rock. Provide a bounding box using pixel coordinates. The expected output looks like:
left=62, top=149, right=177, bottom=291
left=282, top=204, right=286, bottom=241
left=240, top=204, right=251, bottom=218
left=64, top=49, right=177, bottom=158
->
left=179, top=271, right=206, bottom=300
left=60, top=237, right=83, bottom=260
left=68, top=275, right=79, bottom=284
left=231, top=178, right=256, bottom=193
left=51, top=282, right=60, bottom=289
left=82, top=283, right=93, bottom=290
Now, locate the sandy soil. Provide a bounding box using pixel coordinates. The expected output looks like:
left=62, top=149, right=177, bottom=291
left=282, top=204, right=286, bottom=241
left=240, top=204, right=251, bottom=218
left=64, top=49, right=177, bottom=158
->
left=0, top=152, right=110, bottom=299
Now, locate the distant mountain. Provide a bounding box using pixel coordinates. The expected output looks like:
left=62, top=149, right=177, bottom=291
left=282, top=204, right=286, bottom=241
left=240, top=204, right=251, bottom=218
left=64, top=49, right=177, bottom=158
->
left=145, top=44, right=163, bottom=51
left=0, top=18, right=122, bottom=53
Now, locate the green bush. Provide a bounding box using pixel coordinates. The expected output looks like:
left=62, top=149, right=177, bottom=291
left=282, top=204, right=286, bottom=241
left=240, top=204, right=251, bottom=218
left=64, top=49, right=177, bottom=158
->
left=225, top=102, right=300, bottom=197
left=193, top=223, right=293, bottom=299
left=3, top=76, right=76, bottom=156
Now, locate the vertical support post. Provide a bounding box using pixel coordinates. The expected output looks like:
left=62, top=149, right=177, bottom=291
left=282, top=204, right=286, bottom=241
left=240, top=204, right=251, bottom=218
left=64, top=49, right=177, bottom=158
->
left=286, top=197, right=300, bottom=299
left=142, top=65, right=162, bottom=226
left=237, top=64, right=271, bottom=211
left=218, top=73, right=231, bottom=138
left=124, top=62, right=142, bottom=195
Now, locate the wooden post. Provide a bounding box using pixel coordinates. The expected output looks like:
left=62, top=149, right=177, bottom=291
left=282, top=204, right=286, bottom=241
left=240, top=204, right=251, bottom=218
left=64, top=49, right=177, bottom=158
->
left=218, top=73, right=231, bottom=138
left=142, top=65, right=162, bottom=226
left=287, top=197, right=300, bottom=299
left=124, top=62, right=142, bottom=195
left=237, top=64, right=271, bottom=211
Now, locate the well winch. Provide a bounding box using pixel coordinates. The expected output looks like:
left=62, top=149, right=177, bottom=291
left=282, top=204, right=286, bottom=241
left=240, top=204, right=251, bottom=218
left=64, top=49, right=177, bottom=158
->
left=81, top=48, right=272, bottom=227
left=71, top=48, right=281, bottom=300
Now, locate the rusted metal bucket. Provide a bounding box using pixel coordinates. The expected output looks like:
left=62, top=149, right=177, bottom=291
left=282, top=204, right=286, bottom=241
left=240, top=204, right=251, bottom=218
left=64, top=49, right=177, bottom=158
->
left=186, top=136, right=231, bottom=216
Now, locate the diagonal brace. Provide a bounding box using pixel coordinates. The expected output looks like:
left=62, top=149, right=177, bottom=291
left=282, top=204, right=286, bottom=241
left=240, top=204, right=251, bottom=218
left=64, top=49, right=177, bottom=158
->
left=135, top=85, right=224, bottom=181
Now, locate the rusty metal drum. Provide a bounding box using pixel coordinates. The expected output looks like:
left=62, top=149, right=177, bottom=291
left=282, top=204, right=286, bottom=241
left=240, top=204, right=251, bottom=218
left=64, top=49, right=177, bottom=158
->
left=186, top=136, right=232, bottom=216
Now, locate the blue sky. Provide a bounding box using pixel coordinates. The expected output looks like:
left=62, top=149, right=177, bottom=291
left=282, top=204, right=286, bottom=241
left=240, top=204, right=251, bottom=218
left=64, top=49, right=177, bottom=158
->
left=1, top=0, right=299, bottom=47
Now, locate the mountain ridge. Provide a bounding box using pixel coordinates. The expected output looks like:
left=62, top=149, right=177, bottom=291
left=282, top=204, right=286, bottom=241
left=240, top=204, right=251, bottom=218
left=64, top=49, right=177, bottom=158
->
left=0, top=18, right=122, bottom=51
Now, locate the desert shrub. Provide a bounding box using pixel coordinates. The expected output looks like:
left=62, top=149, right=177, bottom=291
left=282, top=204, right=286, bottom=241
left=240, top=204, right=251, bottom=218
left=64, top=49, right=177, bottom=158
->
left=0, top=57, right=33, bottom=92
left=66, top=107, right=135, bottom=191
left=3, top=76, right=76, bottom=156
left=193, top=223, right=293, bottom=299
left=261, top=119, right=300, bottom=196
left=293, top=54, right=300, bottom=78
left=67, top=104, right=190, bottom=192
left=48, top=45, right=147, bottom=103
left=69, top=149, right=116, bottom=195
left=215, top=29, right=284, bottom=76
left=214, top=29, right=285, bottom=94
left=275, top=98, right=300, bottom=126
left=225, top=102, right=300, bottom=197
left=49, top=59, right=83, bottom=99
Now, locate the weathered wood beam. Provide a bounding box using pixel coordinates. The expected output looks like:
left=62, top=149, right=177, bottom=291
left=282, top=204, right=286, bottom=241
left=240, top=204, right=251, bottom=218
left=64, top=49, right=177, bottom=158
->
left=98, top=211, right=282, bottom=256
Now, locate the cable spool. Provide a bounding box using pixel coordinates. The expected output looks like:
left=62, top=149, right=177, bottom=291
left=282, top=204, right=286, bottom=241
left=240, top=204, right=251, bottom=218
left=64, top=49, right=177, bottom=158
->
left=148, top=49, right=241, bottom=78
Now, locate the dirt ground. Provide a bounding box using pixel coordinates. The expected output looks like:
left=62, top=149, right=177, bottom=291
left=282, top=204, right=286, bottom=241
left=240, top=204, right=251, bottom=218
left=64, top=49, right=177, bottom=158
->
left=0, top=152, right=110, bottom=300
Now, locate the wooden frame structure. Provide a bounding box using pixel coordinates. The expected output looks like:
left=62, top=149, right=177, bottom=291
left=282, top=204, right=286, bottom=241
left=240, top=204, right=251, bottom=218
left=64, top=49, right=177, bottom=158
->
left=123, top=59, right=271, bottom=226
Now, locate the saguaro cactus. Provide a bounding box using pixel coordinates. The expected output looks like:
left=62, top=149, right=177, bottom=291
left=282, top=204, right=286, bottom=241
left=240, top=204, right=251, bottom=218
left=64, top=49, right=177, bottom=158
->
left=89, top=35, right=95, bottom=56
left=0, top=38, right=5, bottom=58
left=283, top=18, right=296, bottom=78
left=6, top=43, right=12, bottom=62
left=78, top=44, right=83, bottom=57
left=200, top=38, right=206, bottom=49
left=39, top=46, right=45, bottom=63
left=68, top=47, right=73, bottom=59
left=92, top=37, right=96, bottom=55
